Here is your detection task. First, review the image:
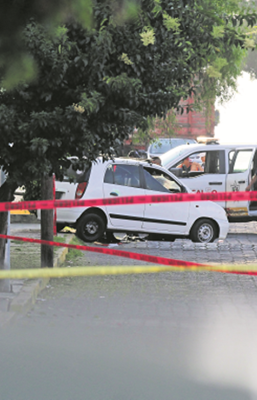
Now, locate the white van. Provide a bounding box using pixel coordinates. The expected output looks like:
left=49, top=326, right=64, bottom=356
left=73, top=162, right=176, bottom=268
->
left=160, top=143, right=257, bottom=221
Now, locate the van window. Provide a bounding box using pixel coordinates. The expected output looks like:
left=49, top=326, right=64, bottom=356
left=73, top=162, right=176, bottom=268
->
left=229, top=150, right=253, bottom=173
left=204, top=151, right=225, bottom=174
left=172, top=150, right=225, bottom=176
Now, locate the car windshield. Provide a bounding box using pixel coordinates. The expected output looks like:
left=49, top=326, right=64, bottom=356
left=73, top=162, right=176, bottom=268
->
left=149, top=139, right=185, bottom=154
left=160, top=145, right=193, bottom=167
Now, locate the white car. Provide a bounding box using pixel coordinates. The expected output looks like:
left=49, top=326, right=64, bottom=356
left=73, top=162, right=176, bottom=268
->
left=160, top=143, right=257, bottom=221
left=55, top=158, right=229, bottom=243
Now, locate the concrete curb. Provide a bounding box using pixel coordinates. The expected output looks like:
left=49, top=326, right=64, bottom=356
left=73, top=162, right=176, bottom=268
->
left=10, top=213, right=38, bottom=224
left=0, top=234, right=75, bottom=327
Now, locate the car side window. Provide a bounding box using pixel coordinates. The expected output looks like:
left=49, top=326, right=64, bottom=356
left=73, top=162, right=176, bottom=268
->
left=104, top=164, right=140, bottom=188
left=143, top=167, right=182, bottom=193
left=229, top=150, right=253, bottom=173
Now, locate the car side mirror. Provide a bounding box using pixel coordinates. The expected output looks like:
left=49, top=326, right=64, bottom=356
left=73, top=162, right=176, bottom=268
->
left=169, top=168, right=182, bottom=178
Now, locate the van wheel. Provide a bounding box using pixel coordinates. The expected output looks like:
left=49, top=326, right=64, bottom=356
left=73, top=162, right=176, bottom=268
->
left=76, top=213, right=105, bottom=242
left=190, top=219, right=217, bottom=243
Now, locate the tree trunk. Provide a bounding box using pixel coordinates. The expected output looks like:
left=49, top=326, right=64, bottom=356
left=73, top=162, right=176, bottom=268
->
left=41, top=175, right=54, bottom=268
left=0, top=182, right=16, bottom=269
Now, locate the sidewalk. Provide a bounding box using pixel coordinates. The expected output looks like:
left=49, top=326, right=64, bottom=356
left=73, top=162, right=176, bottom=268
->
left=0, top=220, right=74, bottom=327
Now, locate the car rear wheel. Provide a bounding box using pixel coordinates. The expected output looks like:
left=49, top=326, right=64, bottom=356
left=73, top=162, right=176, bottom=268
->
left=76, top=213, right=106, bottom=242
left=190, top=219, right=217, bottom=243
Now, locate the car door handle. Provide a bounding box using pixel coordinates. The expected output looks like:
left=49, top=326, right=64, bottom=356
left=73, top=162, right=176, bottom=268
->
left=238, top=180, right=245, bottom=184
left=110, top=192, right=118, bottom=196
left=208, top=182, right=222, bottom=185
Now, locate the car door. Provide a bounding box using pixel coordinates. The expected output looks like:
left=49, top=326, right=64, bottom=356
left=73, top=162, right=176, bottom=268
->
left=168, top=150, right=226, bottom=208
left=141, top=166, right=190, bottom=234
left=103, top=163, right=145, bottom=229
left=225, top=148, right=255, bottom=217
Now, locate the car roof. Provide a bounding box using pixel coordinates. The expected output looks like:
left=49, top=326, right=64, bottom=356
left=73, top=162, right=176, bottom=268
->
left=102, top=157, right=162, bottom=167
left=148, top=137, right=196, bottom=146
left=92, top=157, right=167, bottom=172
left=160, top=142, right=257, bottom=158
left=159, top=143, right=257, bottom=167
left=150, top=137, right=195, bottom=141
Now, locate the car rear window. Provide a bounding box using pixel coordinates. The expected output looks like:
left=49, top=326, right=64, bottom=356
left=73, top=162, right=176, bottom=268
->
left=63, top=163, right=92, bottom=183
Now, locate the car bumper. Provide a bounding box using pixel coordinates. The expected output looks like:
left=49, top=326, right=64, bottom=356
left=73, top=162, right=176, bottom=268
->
left=217, top=218, right=229, bottom=240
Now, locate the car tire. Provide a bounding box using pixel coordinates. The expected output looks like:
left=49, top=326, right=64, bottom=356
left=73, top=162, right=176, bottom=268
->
left=76, top=213, right=106, bottom=242
left=190, top=219, right=217, bottom=243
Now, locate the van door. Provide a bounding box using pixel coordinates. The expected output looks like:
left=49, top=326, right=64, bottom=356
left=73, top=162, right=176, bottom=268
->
left=168, top=150, right=226, bottom=208
left=225, top=148, right=255, bottom=218
left=248, top=150, right=257, bottom=216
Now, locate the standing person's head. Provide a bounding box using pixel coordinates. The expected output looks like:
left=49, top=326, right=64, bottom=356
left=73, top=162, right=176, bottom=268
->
left=151, top=156, right=162, bottom=166
left=183, top=157, right=192, bottom=169
left=200, top=153, right=206, bottom=164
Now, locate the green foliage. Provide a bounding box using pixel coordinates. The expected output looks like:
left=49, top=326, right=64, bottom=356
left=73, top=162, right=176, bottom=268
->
left=119, top=53, right=134, bottom=65
left=0, top=0, right=257, bottom=193
left=140, top=27, right=155, bottom=46
left=163, top=14, right=181, bottom=33
left=212, top=26, right=225, bottom=39
left=1, top=54, right=38, bottom=90
left=189, top=0, right=257, bottom=105
left=132, top=111, right=180, bottom=147
left=0, top=1, right=139, bottom=88
left=207, top=58, right=228, bottom=78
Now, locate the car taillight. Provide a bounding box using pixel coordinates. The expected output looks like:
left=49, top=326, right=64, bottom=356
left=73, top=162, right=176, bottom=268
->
left=75, top=182, right=87, bottom=199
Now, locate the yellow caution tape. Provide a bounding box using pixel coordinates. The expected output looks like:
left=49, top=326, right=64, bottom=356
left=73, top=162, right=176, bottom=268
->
left=10, top=210, right=31, bottom=215
left=0, top=263, right=257, bottom=279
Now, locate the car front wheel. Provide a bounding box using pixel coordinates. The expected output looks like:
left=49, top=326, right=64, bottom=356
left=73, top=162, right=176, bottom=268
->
left=190, top=219, right=217, bottom=243
left=76, top=213, right=106, bottom=242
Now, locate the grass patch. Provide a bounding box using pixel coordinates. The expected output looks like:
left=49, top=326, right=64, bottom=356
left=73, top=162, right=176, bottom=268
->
left=54, top=236, right=66, bottom=243
left=53, top=235, right=67, bottom=253
left=11, top=240, right=26, bottom=245
left=10, top=235, right=70, bottom=269
left=66, top=236, right=84, bottom=262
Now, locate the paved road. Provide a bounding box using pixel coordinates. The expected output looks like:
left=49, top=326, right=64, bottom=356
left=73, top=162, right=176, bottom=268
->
left=10, top=220, right=257, bottom=266
left=2, top=222, right=257, bottom=400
